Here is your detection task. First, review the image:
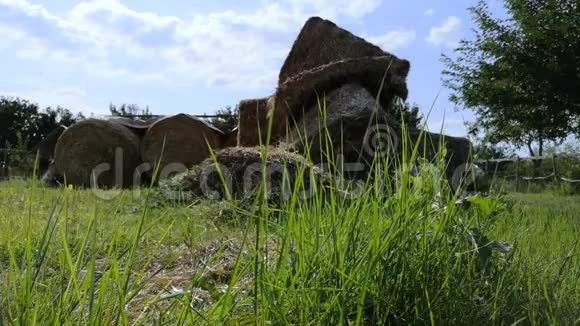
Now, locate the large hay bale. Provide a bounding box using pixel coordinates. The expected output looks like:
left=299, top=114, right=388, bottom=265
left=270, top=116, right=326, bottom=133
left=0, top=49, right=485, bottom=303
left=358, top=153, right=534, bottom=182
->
left=54, top=119, right=141, bottom=187
left=31, top=125, right=66, bottom=172
left=289, top=83, right=397, bottom=179
left=159, top=147, right=329, bottom=203
left=270, top=17, right=410, bottom=142
left=406, top=129, right=473, bottom=193
left=222, top=127, right=239, bottom=148
left=279, top=17, right=387, bottom=84
left=272, top=56, right=409, bottom=141
left=289, top=83, right=473, bottom=193
left=140, top=114, right=224, bottom=179
left=237, top=98, right=271, bottom=147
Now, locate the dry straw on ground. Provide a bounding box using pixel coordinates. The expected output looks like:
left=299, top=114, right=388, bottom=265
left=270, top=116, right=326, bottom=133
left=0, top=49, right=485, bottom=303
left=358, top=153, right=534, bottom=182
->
left=54, top=119, right=141, bottom=187
left=140, top=114, right=224, bottom=177
left=160, top=146, right=329, bottom=202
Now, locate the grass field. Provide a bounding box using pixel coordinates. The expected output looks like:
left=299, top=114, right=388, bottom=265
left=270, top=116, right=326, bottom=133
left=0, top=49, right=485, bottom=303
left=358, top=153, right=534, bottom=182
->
left=0, top=172, right=578, bottom=324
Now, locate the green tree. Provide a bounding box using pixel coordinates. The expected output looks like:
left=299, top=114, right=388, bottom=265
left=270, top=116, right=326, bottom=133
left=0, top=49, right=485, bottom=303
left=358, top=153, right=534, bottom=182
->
left=209, top=105, right=239, bottom=133
left=393, top=100, right=423, bottom=130
left=442, top=0, right=580, bottom=159
left=109, top=103, right=153, bottom=119
left=0, top=96, right=83, bottom=149
left=32, top=106, right=84, bottom=146
left=0, top=96, right=39, bottom=149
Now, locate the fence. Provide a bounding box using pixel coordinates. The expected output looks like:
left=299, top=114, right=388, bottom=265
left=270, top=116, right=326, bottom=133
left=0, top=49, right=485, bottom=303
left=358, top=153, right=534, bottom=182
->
left=476, top=155, right=580, bottom=192
left=0, top=148, right=32, bottom=180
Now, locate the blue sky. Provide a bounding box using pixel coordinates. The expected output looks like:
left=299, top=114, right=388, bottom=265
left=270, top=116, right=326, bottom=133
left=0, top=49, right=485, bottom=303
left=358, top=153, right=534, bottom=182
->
left=0, top=0, right=504, bottom=137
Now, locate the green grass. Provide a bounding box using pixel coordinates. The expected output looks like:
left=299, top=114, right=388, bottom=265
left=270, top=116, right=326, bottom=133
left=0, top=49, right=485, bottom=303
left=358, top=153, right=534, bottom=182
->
left=0, top=168, right=578, bottom=324
left=0, top=103, right=578, bottom=324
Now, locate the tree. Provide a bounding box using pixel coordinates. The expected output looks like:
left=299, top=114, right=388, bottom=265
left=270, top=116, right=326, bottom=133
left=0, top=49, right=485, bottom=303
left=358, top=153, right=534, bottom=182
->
left=473, top=140, right=515, bottom=161
left=209, top=105, right=239, bottom=133
left=32, top=107, right=84, bottom=146
left=109, top=103, right=153, bottom=119
left=442, top=0, right=580, bottom=159
left=393, top=100, right=423, bottom=130
left=0, top=96, right=39, bottom=149
left=0, top=96, right=83, bottom=149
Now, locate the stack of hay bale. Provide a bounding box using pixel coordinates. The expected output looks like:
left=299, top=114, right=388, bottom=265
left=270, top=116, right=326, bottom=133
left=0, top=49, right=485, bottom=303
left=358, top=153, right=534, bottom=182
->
left=226, top=16, right=472, bottom=194
left=36, top=16, right=473, bottom=195
left=47, top=114, right=229, bottom=188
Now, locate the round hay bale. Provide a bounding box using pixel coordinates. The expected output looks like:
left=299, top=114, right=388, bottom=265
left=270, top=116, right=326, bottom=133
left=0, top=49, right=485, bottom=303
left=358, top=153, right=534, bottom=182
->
left=406, top=129, right=473, bottom=194
left=237, top=97, right=271, bottom=147
left=31, top=125, right=66, bottom=173
left=140, top=114, right=224, bottom=179
left=54, top=119, right=141, bottom=187
left=222, top=127, right=239, bottom=148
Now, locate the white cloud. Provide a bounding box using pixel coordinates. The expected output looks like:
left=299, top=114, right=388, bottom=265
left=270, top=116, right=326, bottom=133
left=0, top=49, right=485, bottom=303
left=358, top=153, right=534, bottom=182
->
left=367, top=29, right=416, bottom=52
left=424, top=8, right=435, bottom=16
left=0, top=0, right=390, bottom=92
left=426, top=16, right=463, bottom=48
left=289, top=0, right=381, bottom=19
left=0, top=0, right=56, bottom=20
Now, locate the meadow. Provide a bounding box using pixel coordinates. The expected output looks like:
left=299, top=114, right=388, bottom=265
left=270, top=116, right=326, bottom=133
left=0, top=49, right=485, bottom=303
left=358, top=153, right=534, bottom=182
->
left=0, top=159, right=578, bottom=325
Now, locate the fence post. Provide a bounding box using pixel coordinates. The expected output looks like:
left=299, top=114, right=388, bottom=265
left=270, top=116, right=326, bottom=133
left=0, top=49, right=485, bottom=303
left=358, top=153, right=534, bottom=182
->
left=515, top=156, right=520, bottom=192
left=1, top=149, right=7, bottom=180
left=552, top=154, right=558, bottom=183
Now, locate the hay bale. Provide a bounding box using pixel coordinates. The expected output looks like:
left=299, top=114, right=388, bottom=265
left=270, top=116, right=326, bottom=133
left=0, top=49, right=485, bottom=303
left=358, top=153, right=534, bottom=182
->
left=237, top=98, right=271, bottom=147
left=270, top=17, right=410, bottom=142
left=31, top=125, right=66, bottom=172
left=54, top=119, right=141, bottom=187
left=279, top=17, right=387, bottom=84
left=159, top=147, right=329, bottom=202
left=222, top=127, right=239, bottom=148
left=289, top=83, right=398, bottom=179
left=140, top=114, right=224, bottom=178
left=406, top=129, right=473, bottom=193
left=271, top=56, right=409, bottom=141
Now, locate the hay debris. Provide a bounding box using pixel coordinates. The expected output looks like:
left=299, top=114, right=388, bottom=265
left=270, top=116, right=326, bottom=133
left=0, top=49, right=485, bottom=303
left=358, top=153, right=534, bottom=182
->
left=159, top=147, right=329, bottom=202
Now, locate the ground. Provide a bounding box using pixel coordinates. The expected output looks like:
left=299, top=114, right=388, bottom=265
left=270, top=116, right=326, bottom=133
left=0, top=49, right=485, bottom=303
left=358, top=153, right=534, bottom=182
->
left=0, top=178, right=578, bottom=324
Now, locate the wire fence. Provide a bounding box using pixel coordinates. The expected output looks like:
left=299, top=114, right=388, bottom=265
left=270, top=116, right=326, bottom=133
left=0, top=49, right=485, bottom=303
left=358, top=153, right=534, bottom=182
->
left=0, top=148, right=32, bottom=180
left=476, top=155, right=580, bottom=192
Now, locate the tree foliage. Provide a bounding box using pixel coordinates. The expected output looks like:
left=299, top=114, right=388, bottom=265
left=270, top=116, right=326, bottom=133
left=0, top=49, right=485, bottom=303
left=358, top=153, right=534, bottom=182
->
left=393, top=100, right=423, bottom=130
left=209, top=106, right=239, bottom=133
left=109, top=103, right=153, bottom=119
left=0, top=96, right=83, bottom=150
left=442, top=0, right=580, bottom=157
